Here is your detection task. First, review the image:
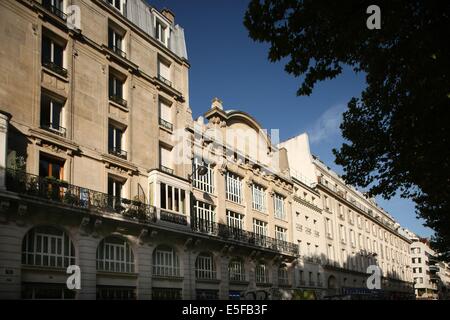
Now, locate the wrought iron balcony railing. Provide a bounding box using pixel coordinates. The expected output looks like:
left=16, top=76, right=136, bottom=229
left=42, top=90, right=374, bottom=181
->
left=108, top=147, right=127, bottom=160
left=190, top=218, right=299, bottom=256
left=3, top=169, right=156, bottom=223
left=159, top=118, right=173, bottom=132
left=158, top=74, right=172, bottom=87
left=109, top=95, right=127, bottom=108
left=42, top=61, right=68, bottom=77
left=42, top=3, right=67, bottom=21
left=160, top=210, right=187, bottom=225
left=109, top=45, right=127, bottom=59
left=40, top=123, right=67, bottom=137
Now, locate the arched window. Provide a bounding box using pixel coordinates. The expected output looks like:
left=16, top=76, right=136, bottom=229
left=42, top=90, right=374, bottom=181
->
left=152, top=245, right=180, bottom=277
left=22, top=226, right=75, bottom=268
left=97, top=236, right=134, bottom=273
left=278, top=264, right=289, bottom=285
left=255, top=262, right=269, bottom=284
left=195, top=252, right=216, bottom=280
left=229, top=258, right=245, bottom=281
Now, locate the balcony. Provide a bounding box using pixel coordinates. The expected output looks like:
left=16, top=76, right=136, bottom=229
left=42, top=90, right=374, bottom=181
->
left=309, top=281, right=316, bottom=287
left=41, top=123, right=67, bottom=137
left=191, top=218, right=299, bottom=256
left=158, top=74, right=172, bottom=87
left=159, top=118, right=173, bottom=132
left=42, top=3, right=67, bottom=20
left=160, top=165, right=174, bottom=175
left=3, top=168, right=156, bottom=223
left=109, top=95, right=127, bottom=108
left=109, top=45, right=127, bottom=59
left=108, top=147, right=127, bottom=160
left=160, top=210, right=187, bottom=225
left=42, top=61, right=68, bottom=77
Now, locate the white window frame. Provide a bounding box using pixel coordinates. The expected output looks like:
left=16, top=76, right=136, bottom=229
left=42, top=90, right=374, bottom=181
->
left=195, top=253, right=216, bottom=280
left=229, top=259, right=245, bottom=282
left=253, top=219, right=267, bottom=237
left=252, top=184, right=266, bottom=212
left=273, top=193, right=285, bottom=220
left=160, top=182, right=186, bottom=214
left=152, top=246, right=180, bottom=277
left=275, top=226, right=287, bottom=242
left=96, top=237, right=134, bottom=273
left=255, top=263, right=268, bottom=283
left=192, top=158, right=214, bottom=194
left=226, top=210, right=244, bottom=230
left=226, top=171, right=242, bottom=204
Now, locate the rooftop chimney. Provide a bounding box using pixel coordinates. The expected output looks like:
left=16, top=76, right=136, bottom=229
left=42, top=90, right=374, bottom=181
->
left=211, top=97, right=223, bottom=110
left=161, top=8, right=175, bottom=25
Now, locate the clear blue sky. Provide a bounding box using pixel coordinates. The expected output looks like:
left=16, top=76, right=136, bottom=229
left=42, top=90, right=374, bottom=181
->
left=150, top=0, right=433, bottom=238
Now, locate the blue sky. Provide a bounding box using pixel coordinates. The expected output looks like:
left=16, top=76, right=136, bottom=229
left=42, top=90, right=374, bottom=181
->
left=150, top=0, right=433, bottom=238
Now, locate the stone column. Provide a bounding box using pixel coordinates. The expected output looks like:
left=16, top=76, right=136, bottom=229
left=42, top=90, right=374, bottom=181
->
left=0, top=111, right=11, bottom=190
left=77, top=235, right=97, bottom=299
left=0, top=223, right=22, bottom=299
left=219, top=255, right=230, bottom=300
left=137, top=244, right=152, bottom=300
left=182, top=247, right=195, bottom=299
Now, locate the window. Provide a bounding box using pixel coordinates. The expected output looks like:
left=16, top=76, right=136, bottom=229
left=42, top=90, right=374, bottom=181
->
left=158, top=58, right=171, bottom=86
left=350, top=229, right=356, bottom=247
left=229, top=259, right=245, bottom=282
left=255, top=263, right=269, bottom=283
left=39, top=154, right=64, bottom=179
left=152, top=288, right=182, bottom=300
left=108, top=123, right=126, bottom=159
left=160, top=183, right=186, bottom=214
left=275, top=226, right=287, bottom=242
left=274, top=193, right=285, bottom=220
left=155, top=19, right=168, bottom=46
left=109, top=71, right=126, bottom=107
left=252, top=184, right=266, bottom=212
left=40, top=93, right=65, bottom=136
left=196, top=289, right=218, bottom=300
left=108, top=26, right=125, bottom=58
left=339, top=225, right=346, bottom=244
left=97, top=286, right=136, bottom=300
left=97, top=236, right=134, bottom=273
left=227, top=210, right=244, bottom=230
left=22, top=226, right=75, bottom=268
left=325, top=218, right=333, bottom=239
left=160, top=146, right=173, bottom=174
left=192, top=158, right=214, bottom=193
left=253, top=219, right=267, bottom=237
left=278, top=266, right=289, bottom=285
left=192, top=200, right=215, bottom=233
left=159, top=98, right=173, bottom=131
left=195, top=253, right=216, bottom=280
left=107, top=176, right=124, bottom=209
left=152, top=245, right=180, bottom=277
left=22, top=283, right=75, bottom=300
left=42, top=32, right=66, bottom=76
left=107, top=0, right=124, bottom=13
left=226, top=171, right=242, bottom=203
left=323, top=195, right=329, bottom=211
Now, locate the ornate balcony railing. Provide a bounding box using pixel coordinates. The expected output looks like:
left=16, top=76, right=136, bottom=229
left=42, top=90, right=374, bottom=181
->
left=40, top=123, right=67, bottom=137
left=190, top=218, right=299, bottom=256
left=3, top=169, right=156, bottom=223
left=42, top=61, right=68, bottom=77
left=159, top=118, right=173, bottom=132
left=108, top=147, right=127, bottom=160
left=158, top=74, right=172, bottom=87
left=160, top=210, right=187, bottom=225
left=109, top=45, right=127, bottom=59
left=109, top=95, right=127, bottom=108
left=42, top=3, right=67, bottom=21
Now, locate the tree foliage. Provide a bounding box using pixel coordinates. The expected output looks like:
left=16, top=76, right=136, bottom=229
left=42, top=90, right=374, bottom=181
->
left=244, top=0, right=450, bottom=258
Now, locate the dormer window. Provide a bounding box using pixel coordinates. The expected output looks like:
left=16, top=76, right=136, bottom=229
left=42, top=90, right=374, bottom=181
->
left=155, top=19, right=168, bottom=46
left=107, top=0, right=125, bottom=14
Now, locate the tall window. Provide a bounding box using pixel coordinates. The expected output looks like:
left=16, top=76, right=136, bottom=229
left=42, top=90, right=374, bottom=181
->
left=39, top=154, right=64, bottom=179
left=278, top=266, right=288, bottom=285
left=229, top=259, right=245, bottom=282
left=160, top=183, right=186, bottom=214
left=22, top=226, right=75, bottom=268
left=155, top=19, right=168, bottom=46
left=152, top=245, right=180, bottom=277
left=339, top=225, right=346, bottom=243
left=195, top=253, right=216, bottom=280
left=192, top=200, right=215, bottom=233
left=42, top=33, right=66, bottom=76
left=107, top=0, right=124, bottom=13
left=97, top=237, right=134, bottom=273
left=159, top=99, right=173, bottom=131
left=275, top=226, right=287, bottom=242
left=226, top=210, right=244, bottom=230
left=158, top=58, right=171, bottom=86
left=273, top=193, right=285, bottom=220
left=108, top=123, right=126, bottom=159
left=252, top=184, right=266, bottom=212
left=160, top=146, right=173, bottom=174
left=108, top=176, right=124, bottom=209
left=43, top=0, right=66, bottom=20
left=325, top=218, right=333, bottom=239
left=109, top=72, right=126, bottom=107
left=253, top=219, right=267, bottom=237
left=226, top=171, right=242, bottom=203
left=192, top=158, right=214, bottom=194
left=40, top=93, right=65, bottom=136
left=255, top=263, right=268, bottom=284
left=108, top=26, right=125, bottom=57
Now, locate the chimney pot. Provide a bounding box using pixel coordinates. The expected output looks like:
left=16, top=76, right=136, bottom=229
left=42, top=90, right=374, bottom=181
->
left=161, top=8, right=175, bottom=24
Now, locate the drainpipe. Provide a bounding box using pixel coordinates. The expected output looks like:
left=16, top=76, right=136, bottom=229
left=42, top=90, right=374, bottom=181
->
left=0, top=111, right=11, bottom=190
